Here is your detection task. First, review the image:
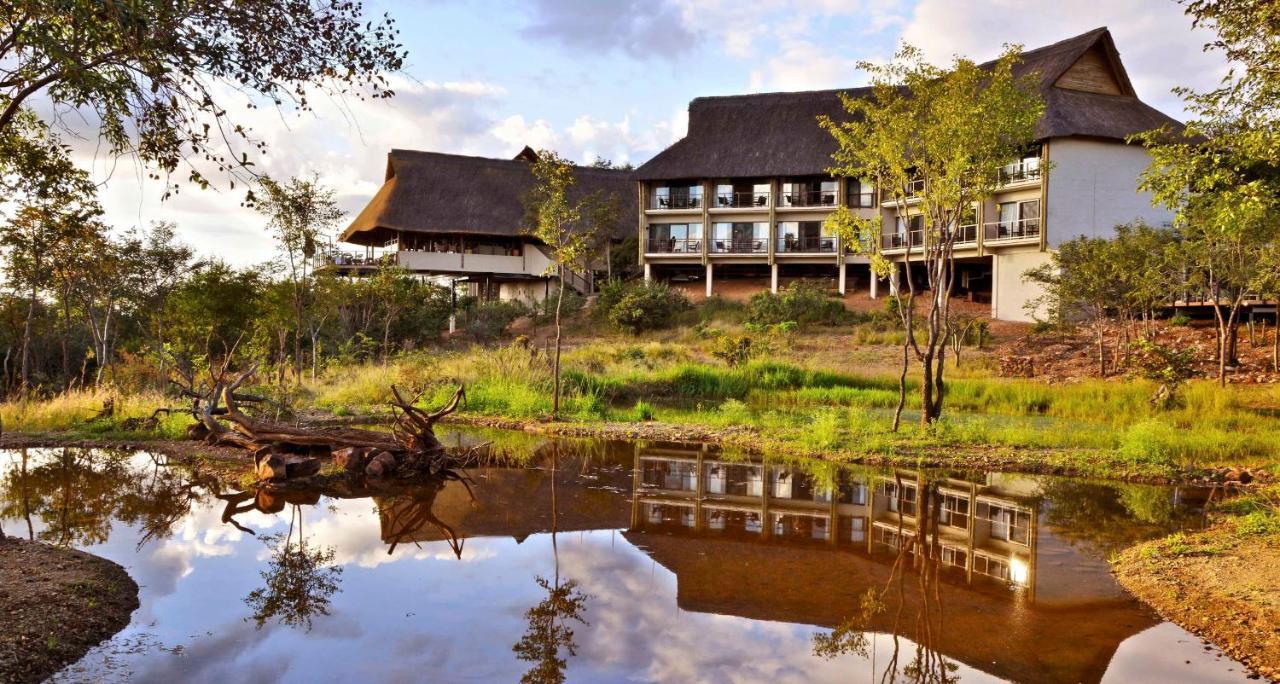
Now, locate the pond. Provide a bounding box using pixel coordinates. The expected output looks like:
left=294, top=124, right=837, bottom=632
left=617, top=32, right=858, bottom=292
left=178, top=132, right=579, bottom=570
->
left=0, top=429, right=1259, bottom=683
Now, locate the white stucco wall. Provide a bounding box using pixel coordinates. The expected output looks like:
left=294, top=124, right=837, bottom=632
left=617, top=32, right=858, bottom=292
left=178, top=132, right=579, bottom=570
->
left=499, top=279, right=553, bottom=305
left=992, top=249, right=1053, bottom=322
left=1045, top=138, right=1173, bottom=246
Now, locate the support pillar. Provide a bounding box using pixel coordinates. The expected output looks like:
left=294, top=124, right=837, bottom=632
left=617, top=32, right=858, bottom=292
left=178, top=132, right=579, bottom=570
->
left=643, top=262, right=651, bottom=282
left=837, top=264, right=847, bottom=296
left=705, top=263, right=714, bottom=299
left=989, top=255, right=999, bottom=319
left=770, top=263, right=779, bottom=294
left=870, top=273, right=879, bottom=299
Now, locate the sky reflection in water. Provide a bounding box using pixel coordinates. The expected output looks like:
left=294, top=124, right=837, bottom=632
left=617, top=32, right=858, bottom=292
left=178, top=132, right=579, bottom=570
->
left=0, top=436, right=1258, bottom=684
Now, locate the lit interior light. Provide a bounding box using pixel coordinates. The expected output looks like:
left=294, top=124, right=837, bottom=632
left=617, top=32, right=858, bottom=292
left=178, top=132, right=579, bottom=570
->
left=1009, top=557, right=1030, bottom=586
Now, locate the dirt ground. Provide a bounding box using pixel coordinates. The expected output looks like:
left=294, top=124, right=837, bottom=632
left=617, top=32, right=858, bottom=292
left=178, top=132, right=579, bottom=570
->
left=1113, top=527, right=1280, bottom=681
left=1000, top=320, right=1280, bottom=383
left=0, top=538, right=139, bottom=684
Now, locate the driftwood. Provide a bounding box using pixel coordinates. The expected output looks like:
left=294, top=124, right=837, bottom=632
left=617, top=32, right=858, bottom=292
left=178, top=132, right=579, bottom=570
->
left=186, top=362, right=473, bottom=482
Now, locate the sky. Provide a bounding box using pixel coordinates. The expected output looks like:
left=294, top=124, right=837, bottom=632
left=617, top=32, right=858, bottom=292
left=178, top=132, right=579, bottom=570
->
left=77, top=0, right=1231, bottom=266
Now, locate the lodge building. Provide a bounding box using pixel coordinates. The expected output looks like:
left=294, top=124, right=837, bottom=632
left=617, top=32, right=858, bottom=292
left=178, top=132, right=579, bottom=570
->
left=633, top=27, right=1179, bottom=321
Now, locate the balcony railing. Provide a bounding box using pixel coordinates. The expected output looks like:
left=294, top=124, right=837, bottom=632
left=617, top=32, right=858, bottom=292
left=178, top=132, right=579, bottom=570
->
left=998, top=161, right=1042, bottom=185
left=984, top=217, right=1041, bottom=242
left=650, top=194, right=702, bottom=210
left=711, top=238, right=767, bottom=254
left=714, top=191, right=771, bottom=208
left=316, top=252, right=394, bottom=268
left=776, top=236, right=837, bottom=253
left=879, top=224, right=978, bottom=250
left=646, top=238, right=703, bottom=254
left=780, top=190, right=837, bottom=208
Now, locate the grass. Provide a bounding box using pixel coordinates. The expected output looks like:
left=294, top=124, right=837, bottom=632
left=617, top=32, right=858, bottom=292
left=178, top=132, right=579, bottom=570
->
left=0, top=387, right=194, bottom=439
left=6, top=322, right=1280, bottom=480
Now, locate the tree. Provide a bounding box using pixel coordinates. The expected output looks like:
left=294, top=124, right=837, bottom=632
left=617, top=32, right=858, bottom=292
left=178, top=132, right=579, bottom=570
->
left=257, top=175, right=344, bottom=381
left=0, top=1, right=405, bottom=196
left=821, top=44, right=1043, bottom=427
left=1024, top=237, right=1125, bottom=376
left=1134, top=2, right=1280, bottom=386
left=524, top=151, right=618, bottom=419
left=0, top=184, right=103, bottom=390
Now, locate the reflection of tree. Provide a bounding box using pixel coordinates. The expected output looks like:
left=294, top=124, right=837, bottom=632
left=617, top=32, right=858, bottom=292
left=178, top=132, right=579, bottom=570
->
left=812, top=475, right=959, bottom=684
left=244, top=504, right=342, bottom=631
left=1041, top=479, right=1195, bottom=557
left=513, top=444, right=590, bottom=684
left=512, top=576, right=589, bottom=684
left=0, top=448, right=200, bottom=547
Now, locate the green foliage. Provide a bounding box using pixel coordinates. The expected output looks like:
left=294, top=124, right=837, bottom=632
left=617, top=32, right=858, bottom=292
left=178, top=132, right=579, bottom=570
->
left=1169, top=313, right=1193, bottom=327
left=746, top=281, right=851, bottom=328
left=709, top=334, right=767, bottom=368
left=1233, top=509, right=1280, bottom=537
left=631, top=401, right=655, bottom=422
left=1131, top=338, right=1196, bottom=409
left=0, top=1, right=405, bottom=196
left=606, top=281, right=691, bottom=334
left=464, top=301, right=524, bottom=342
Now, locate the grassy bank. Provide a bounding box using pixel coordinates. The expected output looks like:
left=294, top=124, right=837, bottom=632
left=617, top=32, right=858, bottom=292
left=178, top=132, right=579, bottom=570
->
left=2, top=328, right=1278, bottom=481
left=299, top=340, right=1280, bottom=478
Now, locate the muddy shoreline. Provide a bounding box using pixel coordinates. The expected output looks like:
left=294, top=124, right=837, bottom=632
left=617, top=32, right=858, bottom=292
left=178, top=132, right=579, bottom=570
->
left=1113, top=526, right=1280, bottom=681
left=0, top=539, right=139, bottom=684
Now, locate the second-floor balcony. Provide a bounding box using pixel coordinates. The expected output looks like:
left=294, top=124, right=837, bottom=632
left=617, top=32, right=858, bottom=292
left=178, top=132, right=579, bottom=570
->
left=998, top=159, right=1042, bottom=186
left=879, top=224, right=979, bottom=252
left=881, top=178, right=926, bottom=204
left=779, top=189, right=838, bottom=208
left=646, top=237, right=703, bottom=254
left=984, top=217, right=1041, bottom=243
left=650, top=194, right=702, bottom=210
left=713, top=190, right=771, bottom=209
left=777, top=235, right=837, bottom=253
left=712, top=238, right=768, bottom=254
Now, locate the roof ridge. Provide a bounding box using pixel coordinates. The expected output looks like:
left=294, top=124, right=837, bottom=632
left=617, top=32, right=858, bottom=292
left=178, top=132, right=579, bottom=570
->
left=389, top=148, right=631, bottom=174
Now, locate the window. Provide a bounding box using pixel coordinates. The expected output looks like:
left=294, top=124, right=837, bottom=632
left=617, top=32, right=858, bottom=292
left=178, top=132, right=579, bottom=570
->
left=777, top=221, right=835, bottom=252
left=991, top=200, right=1040, bottom=240
left=940, top=546, right=967, bottom=569
left=848, top=516, right=866, bottom=542
left=846, top=178, right=875, bottom=208
left=711, top=222, right=768, bottom=253
left=976, top=501, right=1032, bottom=545
left=939, top=493, right=970, bottom=530
left=646, top=223, right=703, bottom=253
left=881, top=481, right=918, bottom=516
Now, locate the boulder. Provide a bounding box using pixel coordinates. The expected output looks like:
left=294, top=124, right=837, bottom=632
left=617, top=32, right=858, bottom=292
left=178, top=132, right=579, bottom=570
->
left=333, top=446, right=374, bottom=472
left=256, top=453, right=286, bottom=480
left=285, top=457, right=323, bottom=479
left=365, top=451, right=399, bottom=478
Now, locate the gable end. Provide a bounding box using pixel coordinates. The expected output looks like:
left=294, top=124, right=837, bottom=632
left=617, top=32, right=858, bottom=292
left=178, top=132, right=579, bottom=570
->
left=1054, top=44, right=1130, bottom=96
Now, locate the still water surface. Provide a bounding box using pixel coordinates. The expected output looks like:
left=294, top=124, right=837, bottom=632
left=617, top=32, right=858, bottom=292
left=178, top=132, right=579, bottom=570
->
left=0, top=429, right=1259, bottom=683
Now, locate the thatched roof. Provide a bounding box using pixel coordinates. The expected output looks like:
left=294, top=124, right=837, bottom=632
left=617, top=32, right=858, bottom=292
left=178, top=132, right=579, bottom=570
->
left=635, top=27, right=1181, bottom=180
left=341, top=149, right=636, bottom=246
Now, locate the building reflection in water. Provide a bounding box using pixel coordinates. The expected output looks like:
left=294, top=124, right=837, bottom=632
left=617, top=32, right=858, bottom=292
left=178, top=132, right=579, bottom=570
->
left=634, top=447, right=1038, bottom=596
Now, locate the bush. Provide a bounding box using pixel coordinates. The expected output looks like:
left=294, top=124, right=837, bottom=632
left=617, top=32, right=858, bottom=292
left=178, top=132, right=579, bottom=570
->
left=465, top=300, right=525, bottom=341
left=1132, top=338, right=1196, bottom=409
left=1169, top=312, right=1193, bottom=327
left=606, top=281, right=691, bottom=334
left=532, top=288, right=584, bottom=325
left=710, top=334, right=765, bottom=367
left=746, top=281, right=851, bottom=328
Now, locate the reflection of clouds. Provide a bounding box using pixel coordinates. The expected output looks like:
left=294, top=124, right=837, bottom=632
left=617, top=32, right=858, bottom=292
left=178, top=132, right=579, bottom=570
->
left=298, top=497, right=500, bottom=568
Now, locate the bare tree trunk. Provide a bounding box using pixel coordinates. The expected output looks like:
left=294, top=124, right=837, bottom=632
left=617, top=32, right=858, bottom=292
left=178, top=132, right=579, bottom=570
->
left=1096, top=323, right=1107, bottom=377
left=1273, top=303, right=1279, bottom=373
left=552, top=275, right=566, bottom=419
left=19, top=281, right=35, bottom=391
left=892, top=336, right=908, bottom=432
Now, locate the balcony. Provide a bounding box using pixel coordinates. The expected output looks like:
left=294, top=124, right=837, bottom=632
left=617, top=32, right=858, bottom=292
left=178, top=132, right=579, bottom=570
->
left=776, top=235, right=837, bottom=254
left=713, top=190, right=771, bottom=209
left=779, top=189, right=838, bottom=209
left=645, top=238, right=703, bottom=254
left=984, top=217, right=1041, bottom=243
left=997, top=160, right=1042, bottom=186
left=711, top=238, right=767, bottom=254
left=879, top=224, right=978, bottom=252
left=881, top=178, right=925, bottom=204
left=649, top=194, right=702, bottom=210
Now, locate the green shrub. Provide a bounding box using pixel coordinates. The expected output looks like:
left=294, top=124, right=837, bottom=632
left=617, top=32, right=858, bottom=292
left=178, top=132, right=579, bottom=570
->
left=465, top=300, right=525, bottom=341
left=1169, top=313, right=1193, bottom=327
left=607, top=281, right=691, bottom=333
left=593, top=279, right=628, bottom=321
left=698, top=295, right=747, bottom=323
left=710, top=335, right=765, bottom=367
left=533, top=288, right=584, bottom=325
left=746, top=281, right=852, bottom=328
left=1234, top=509, right=1280, bottom=537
